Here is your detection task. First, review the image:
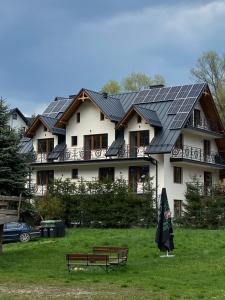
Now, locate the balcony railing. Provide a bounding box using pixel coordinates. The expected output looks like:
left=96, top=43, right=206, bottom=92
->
left=171, top=145, right=225, bottom=166
left=187, top=182, right=225, bottom=196
left=32, top=144, right=149, bottom=163
left=185, top=116, right=222, bottom=134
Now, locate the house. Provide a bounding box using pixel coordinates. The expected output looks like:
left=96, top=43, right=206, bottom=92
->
left=25, top=84, right=225, bottom=217
left=8, top=108, right=33, bottom=135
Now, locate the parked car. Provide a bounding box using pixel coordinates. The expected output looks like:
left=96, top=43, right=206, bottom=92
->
left=3, top=222, right=40, bottom=243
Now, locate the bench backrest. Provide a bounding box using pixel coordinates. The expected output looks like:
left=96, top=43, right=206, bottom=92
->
left=66, top=253, right=109, bottom=263
left=93, top=246, right=128, bottom=254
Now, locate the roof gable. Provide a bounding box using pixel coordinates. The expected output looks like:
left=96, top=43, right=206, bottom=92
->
left=57, top=89, right=125, bottom=126
left=26, top=115, right=65, bottom=137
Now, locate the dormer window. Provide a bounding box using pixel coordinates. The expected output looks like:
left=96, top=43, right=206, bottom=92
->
left=100, top=112, right=104, bottom=121
left=77, top=112, right=80, bottom=123
left=137, top=115, right=142, bottom=123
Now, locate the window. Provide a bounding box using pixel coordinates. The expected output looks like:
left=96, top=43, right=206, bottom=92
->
left=37, top=138, right=54, bottom=153
left=175, top=134, right=183, bottom=149
left=77, top=112, right=80, bottom=123
left=71, top=136, right=78, bottom=146
left=174, top=167, right=182, bottom=184
left=12, top=113, right=17, bottom=120
left=194, top=109, right=201, bottom=126
left=99, top=168, right=114, bottom=182
left=37, top=170, right=54, bottom=185
left=139, top=131, right=149, bottom=146
left=137, top=115, right=142, bottom=123
left=174, top=200, right=182, bottom=218
left=84, top=134, right=108, bottom=150
left=100, top=112, right=104, bottom=121
left=43, top=126, right=47, bottom=131
left=204, top=140, right=211, bottom=157
left=72, top=169, right=78, bottom=179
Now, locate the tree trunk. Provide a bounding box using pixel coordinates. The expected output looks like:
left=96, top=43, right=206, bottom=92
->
left=0, top=224, right=3, bottom=254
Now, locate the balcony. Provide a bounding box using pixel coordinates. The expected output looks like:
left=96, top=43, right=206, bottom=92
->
left=187, top=182, right=225, bottom=196
left=171, top=145, right=225, bottom=167
left=32, top=144, right=149, bottom=164
left=185, top=116, right=223, bottom=137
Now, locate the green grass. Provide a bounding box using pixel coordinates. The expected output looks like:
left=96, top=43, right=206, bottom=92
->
left=1, top=228, right=225, bottom=299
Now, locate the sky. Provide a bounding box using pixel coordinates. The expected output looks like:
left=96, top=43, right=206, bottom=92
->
left=0, top=0, right=225, bottom=116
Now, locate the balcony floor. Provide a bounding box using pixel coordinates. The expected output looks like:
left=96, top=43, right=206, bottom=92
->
left=170, top=157, right=225, bottom=169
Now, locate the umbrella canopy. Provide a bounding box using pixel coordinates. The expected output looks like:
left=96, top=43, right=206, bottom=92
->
left=155, top=188, right=174, bottom=252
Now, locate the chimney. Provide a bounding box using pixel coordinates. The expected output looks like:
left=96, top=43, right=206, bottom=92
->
left=103, top=92, right=108, bottom=99
left=149, top=84, right=164, bottom=89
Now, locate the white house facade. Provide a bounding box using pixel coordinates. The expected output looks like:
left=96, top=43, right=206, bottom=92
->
left=22, top=84, right=225, bottom=217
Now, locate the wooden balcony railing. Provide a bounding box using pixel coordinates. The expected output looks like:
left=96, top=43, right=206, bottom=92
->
left=171, top=145, right=225, bottom=166
left=32, top=144, right=149, bottom=163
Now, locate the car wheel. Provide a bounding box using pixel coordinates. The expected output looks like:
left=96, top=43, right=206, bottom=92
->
left=19, top=233, right=31, bottom=243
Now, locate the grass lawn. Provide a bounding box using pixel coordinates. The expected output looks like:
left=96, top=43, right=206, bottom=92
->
left=0, top=228, right=225, bottom=299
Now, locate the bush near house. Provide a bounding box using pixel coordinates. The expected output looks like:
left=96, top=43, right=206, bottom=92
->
left=36, top=178, right=157, bottom=228
left=177, top=182, right=225, bottom=228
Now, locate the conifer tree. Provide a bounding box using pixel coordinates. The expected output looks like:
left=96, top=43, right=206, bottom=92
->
left=0, top=98, right=28, bottom=195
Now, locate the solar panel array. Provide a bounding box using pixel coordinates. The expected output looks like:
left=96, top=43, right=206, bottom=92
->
left=42, top=98, right=73, bottom=119
left=134, top=83, right=205, bottom=105
left=169, top=83, right=206, bottom=129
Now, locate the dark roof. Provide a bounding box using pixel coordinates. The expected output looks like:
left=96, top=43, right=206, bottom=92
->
left=48, top=143, right=66, bottom=160
left=134, top=106, right=162, bottom=128
left=26, top=117, right=35, bottom=126
left=39, top=116, right=66, bottom=135
left=18, top=137, right=33, bottom=154
left=43, top=82, right=223, bottom=154
left=105, top=136, right=125, bottom=157
left=84, top=89, right=125, bottom=121
left=10, top=108, right=29, bottom=125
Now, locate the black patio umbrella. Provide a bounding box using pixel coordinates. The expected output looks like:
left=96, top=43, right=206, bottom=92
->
left=155, top=188, right=174, bottom=254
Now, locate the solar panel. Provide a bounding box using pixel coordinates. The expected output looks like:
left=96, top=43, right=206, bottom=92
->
left=42, top=97, right=74, bottom=119
left=179, top=97, right=196, bottom=113
left=188, top=83, right=205, bottom=97
left=165, top=86, right=182, bottom=100
left=167, top=98, right=186, bottom=115
left=154, top=87, right=171, bottom=102
left=170, top=112, right=189, bottom=129
left=134, top=90, right=151, bottom=103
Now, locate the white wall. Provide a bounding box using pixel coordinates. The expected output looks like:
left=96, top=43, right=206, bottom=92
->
left=66, top=100, right=115, bottom=149
left=124, top=112, right=154, bottom=145
left=8, top=114, right=28, bottom=131
left=33, top=124, right=58, bottom=152
left=163, top=153, right=220, bottom=214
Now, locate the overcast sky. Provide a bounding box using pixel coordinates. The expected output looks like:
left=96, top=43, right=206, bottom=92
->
left=1, top=0, right=225, bottom=116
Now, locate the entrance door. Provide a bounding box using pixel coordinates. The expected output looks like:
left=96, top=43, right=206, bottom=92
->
left=84, top=136, right=92, bottom=160
left=129, top=131, right=149, bottom=158
left=203, top=140, right=211, bottom=162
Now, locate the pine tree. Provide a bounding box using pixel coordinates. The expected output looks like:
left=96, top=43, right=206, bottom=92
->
left=0, top=98, right=28, bottom=195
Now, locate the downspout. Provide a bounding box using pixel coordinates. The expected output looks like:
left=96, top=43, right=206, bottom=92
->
left=148, top=156, right=159, bottom=213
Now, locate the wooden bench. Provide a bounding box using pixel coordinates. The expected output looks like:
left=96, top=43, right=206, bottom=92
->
left=66, top=253, right=110, bottom=272
left=92, top=246, right=129, bottom=265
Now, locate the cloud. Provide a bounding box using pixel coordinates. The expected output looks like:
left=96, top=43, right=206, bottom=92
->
left=0, top=0, right=225, bottom=114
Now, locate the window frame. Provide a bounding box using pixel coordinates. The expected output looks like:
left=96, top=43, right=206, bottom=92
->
left=77, top=112, right=80, bottom=123
left=99, top=167, right=115, bottom=182
left=137, top=115, right=142, bottom=123
left=71, top=136, right=78, bottom=147
left=100, top=112, right=105, bottom=121
left=173, top=166, right=182, bottom=184
left=71, top=169, right=78, bottom=179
